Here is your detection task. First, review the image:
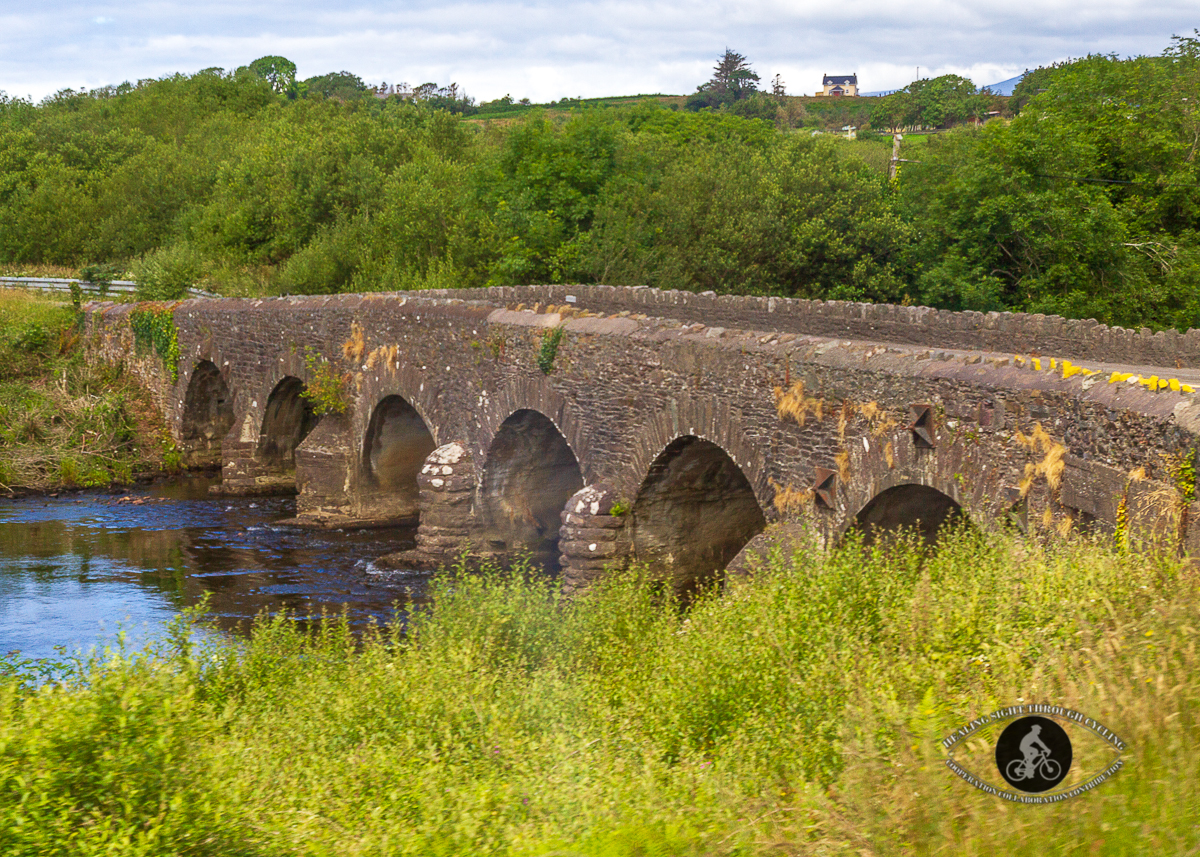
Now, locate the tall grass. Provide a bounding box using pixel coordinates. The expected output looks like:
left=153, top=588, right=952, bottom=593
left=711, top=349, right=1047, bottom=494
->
left=2, top=530, right=1198, bottom=854
left=0, top=288, right=165, bottom=492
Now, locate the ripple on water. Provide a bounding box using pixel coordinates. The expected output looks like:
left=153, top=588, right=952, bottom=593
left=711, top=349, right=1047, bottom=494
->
left=0, top=478, right=431, bottom=661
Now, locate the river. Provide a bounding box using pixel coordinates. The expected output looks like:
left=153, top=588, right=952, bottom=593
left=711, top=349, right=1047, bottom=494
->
left=0, top=475, right=429, bottom=663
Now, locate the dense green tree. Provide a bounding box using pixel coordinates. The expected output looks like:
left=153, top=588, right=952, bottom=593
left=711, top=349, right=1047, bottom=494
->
left=899, top=44, right=1200, bottom=329
left=729, top=94, right=779, bottom=122
left=245, top=56, right=299, bottom=98
left=869, top=92, right=911, bottom=133
left=710, top=49, right=760, bottom=99
left=906, top=74, right=985, bottom=127
left=686, top=49, right=760, bottom=111
left=303, top=71, right=370, bottom=101
left=2, top=41, right=1197, bottom=333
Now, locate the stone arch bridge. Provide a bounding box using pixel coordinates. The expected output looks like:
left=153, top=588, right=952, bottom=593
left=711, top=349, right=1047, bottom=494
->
left=89, top=285, right=1200, bottom=591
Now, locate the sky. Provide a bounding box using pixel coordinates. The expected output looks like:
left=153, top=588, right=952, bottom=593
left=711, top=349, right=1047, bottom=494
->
left=1, top=1, right=1196, bottom=104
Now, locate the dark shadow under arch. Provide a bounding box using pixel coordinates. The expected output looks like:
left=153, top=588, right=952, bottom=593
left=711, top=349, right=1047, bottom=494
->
left=846, top=483, right=967, bottom=546
left=362, top=395, right=436, bottom=517
left=257, top=377, right=320, bottom=471
left=181, top=360, right=234, bottom=466
left=630, top=436, right=766, bottom=593
left=479, top=409, right=584, bottom=563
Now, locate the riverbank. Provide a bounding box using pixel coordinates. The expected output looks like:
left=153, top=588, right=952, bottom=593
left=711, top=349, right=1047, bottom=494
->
left=2, top=529, right=1196, bottom=854
left=0, top=288, right=174, bottom=495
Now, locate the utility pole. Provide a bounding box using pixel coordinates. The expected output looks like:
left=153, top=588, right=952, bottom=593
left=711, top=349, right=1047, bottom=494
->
left=889, top=134, right=902, bottom=181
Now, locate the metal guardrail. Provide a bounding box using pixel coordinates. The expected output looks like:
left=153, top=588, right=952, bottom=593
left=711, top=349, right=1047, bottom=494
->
left=0, top=276, right=219, bottom=299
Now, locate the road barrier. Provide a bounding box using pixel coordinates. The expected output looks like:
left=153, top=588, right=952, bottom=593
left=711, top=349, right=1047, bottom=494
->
left=0, top=276, right=218, bottom=299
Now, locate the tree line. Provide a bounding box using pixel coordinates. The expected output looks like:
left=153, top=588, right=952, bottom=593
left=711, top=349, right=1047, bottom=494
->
left=0, top=33, right=1197, bottom=331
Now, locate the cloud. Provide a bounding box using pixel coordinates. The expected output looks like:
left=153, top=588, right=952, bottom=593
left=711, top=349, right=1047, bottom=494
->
left=1, top=0, right=1196, bottom=102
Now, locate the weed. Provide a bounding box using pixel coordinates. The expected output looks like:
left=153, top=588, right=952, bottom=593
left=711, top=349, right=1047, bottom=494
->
left=835, top=449, right=852, bottom=481
left=769, top=478, right=812, bottom=515
left=773, top=380, right=824, bottom=426
left=300, top=349, right=350, bottom=416
left=537, top=326, right=566, bottom=374
left=4, top=535, right=1198, bottom=854
left=860, top=400, right=900, bottom=437
left=1166, top=451, right=1197, bottom=507
left=341, top=321, right=366, bottom=364
left=0, top=290, right=161, bottom=492
left=487, top=331, right=507, bottom=360
left=129, top=306, right=181, bottom=383
left=1016, top=422, right=1066, bottom=497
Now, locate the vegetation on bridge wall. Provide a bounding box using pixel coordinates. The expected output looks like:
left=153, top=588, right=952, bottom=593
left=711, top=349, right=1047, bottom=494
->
left=129, top=306, right=180, bottom=383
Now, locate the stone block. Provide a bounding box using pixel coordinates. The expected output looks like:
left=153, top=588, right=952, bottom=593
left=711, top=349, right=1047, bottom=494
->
left=559, top=539, right=621, bottom=559
left=1060, top=456, right=1126, bottom=523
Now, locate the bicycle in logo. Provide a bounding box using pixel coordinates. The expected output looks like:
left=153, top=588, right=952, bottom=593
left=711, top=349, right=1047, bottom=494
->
left=1006, top=749, right=1061, bottom=782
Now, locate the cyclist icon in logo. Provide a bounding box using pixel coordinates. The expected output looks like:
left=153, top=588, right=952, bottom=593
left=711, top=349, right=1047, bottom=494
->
left=1006, top=724, right=1062, bottom=781
left=995, top=714, right=1072, bottom=792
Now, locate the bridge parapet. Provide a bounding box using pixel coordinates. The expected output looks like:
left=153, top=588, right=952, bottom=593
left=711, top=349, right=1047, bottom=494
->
left=413, top=284, right=1200, bottom=370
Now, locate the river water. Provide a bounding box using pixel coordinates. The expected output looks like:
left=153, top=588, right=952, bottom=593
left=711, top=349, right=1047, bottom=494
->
left=0, top=476, right=430, bottom=663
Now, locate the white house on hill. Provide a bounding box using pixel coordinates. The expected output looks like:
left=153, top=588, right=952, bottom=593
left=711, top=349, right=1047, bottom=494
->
left=817, top=74, right=858, bottom=97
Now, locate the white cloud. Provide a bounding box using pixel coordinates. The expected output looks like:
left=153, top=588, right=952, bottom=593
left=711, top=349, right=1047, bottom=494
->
left=1, top=0, right=1196, bottom=102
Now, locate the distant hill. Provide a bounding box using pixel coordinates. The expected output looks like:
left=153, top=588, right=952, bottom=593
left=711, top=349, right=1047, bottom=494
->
left=981, top=73, right=1025, bottom=96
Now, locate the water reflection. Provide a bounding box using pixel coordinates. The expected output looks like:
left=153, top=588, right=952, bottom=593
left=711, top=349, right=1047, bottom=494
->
left=0, top=475, right=429, bottom=661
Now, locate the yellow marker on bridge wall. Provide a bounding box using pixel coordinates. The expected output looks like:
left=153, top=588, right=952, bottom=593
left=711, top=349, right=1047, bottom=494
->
left=1015, top=355, right=1193, bottom=394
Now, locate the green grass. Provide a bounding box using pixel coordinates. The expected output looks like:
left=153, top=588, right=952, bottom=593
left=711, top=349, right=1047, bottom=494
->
left=3, top=528, right=1197, bottom=854
left=0, top=288, right=168, bottom=492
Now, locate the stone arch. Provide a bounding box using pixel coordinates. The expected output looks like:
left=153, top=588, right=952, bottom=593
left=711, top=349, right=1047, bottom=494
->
left=621, top=394, right=773, bottom=516
left=257, top=376, right=320, bottom=471
left=827, top=424, right=1014, bottom=545
left=629, top=435, right=766, bottom=592
left=845, top=483, right=967, bottom=546
left=478, top=409, right=585, bottom=563
left=471, top=376, right=593, bottom=485
left=180, top=359, right=234, bottom=466
left=354, top=363, right=449, bottom=450
left=360, top=394, right=437, bottom=519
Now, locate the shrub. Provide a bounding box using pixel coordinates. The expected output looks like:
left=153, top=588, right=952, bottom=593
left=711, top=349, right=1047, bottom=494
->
left=536, top=325, right=565, bottom=374
left=132, top=244, right=201, bottom=301
left=299, top=349, right=349, bottom=415
left=78, top=262, right=121, bottom=297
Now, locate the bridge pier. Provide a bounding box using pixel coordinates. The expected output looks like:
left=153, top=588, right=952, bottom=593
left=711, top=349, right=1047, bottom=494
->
left=410, top=443, right=478, bottom=565
left=295, top=415, right=355, bottom=519
left=218, top=439, right=295, bottom=495
left=560, top=484, right=629, bottom=593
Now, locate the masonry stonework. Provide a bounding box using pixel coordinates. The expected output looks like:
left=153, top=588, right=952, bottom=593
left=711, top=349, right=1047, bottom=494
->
left=86, top=285, right=1200, bottom=590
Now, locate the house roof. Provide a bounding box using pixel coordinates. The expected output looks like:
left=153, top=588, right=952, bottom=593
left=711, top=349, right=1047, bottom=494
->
left=823, top=74, right=858, bottom=86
